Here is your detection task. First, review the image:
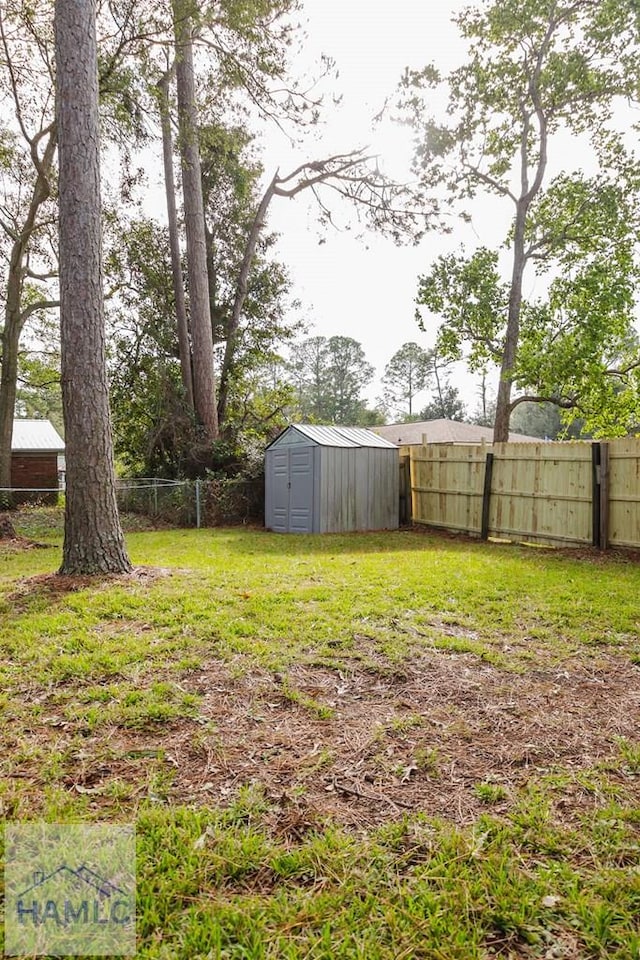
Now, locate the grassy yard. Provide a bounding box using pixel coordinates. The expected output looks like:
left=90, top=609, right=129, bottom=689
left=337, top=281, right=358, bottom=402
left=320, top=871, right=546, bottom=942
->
left=1, top=510, right=639, bottom=958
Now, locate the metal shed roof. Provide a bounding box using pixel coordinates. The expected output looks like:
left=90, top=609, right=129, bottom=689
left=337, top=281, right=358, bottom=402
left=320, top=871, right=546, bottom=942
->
left=12, top=419, right=65, bottom=452
left=268, top=424, right=397, bottom=450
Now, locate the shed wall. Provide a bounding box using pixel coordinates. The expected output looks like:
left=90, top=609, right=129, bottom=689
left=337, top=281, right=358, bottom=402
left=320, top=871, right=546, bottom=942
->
left=11, top=453, right=58, bottom=488
left=318, top=447, right=356, bottom=533
left=264, top=447, right=286, bottom=532
left=318, top=447, right=398, bottom=533
left=10, top=453, right=59, bottom=504
left=366, top=448, right=400, bottom=530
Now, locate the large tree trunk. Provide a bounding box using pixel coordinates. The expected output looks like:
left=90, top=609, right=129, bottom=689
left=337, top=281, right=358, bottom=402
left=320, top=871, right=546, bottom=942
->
left=0, top=129, right=57, bottom=501
left=493, top=202, right=527, bottom=443
left=172, top=0, right=218, bottom=441
left=158, top=67, right=194, bottom=412
left=55, top=0, right=131, bottom=575
left=493, top=65, right=548, bottom=444
left=0, top=289, right=20, bottom=508
left=431, top=353, right=445, bottom=418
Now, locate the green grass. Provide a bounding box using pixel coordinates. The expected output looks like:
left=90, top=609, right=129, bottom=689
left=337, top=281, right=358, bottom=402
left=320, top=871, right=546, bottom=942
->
left=2, top=518, right=640, bottom=958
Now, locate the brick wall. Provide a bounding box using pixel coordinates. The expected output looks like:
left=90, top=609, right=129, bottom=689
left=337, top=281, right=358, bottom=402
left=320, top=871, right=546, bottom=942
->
left=10, top=454, right=59, bottom=504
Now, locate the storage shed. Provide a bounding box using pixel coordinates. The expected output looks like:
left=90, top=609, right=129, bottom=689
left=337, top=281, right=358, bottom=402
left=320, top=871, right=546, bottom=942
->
left=11, top=419, right=65, bottom=503
left=265, top=424, right=399, bottom=534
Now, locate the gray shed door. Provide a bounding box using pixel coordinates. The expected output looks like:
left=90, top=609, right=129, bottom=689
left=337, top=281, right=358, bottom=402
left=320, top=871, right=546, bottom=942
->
left=270, top=446, right=314, bottom=533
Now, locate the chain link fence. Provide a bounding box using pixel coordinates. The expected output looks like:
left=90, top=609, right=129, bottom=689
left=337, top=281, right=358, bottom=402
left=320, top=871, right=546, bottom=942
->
left=115, top=476, right=264, bottom=527
left=0, top=487, right=60, bottom=509
left=1, top=476, right=265, bottom=527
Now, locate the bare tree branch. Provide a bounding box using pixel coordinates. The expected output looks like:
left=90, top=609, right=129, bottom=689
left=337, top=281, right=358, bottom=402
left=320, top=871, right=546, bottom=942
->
left=19, top=299, right=59, bottom=323
left=509, top=393, right=580, bottom=413
left=24, top=267, right=58, bottom=281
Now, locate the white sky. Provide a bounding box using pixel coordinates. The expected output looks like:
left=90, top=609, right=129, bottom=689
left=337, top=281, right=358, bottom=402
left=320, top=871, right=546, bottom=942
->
left=259, top=0, right=484, bottom=413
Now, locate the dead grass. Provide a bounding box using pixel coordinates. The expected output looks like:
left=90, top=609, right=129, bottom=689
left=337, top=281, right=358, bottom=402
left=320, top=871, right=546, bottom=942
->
left=0, top=533, right=52, bottom=552
left=6, top=565, right=175, bottom=605
left=166, top=646, right=640, bottom=829
left=5, top=639, right=639, bottom=832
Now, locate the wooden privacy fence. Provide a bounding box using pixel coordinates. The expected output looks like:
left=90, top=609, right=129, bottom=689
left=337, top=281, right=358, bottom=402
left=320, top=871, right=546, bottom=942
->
left=410, top=439, right=640, bottom=549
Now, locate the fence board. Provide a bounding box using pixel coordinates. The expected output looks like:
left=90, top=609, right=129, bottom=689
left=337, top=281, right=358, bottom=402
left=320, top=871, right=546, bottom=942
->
left=410, top=444, right=486, bottom=535
left=490, top=441, right=592, bottom=546
left=410, top=440, right=605, bottom=548
left=608, top=439, right=640, bottom=548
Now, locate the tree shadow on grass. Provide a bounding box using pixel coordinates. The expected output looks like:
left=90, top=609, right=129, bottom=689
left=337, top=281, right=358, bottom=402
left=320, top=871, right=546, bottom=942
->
left=4, top=566, right=174, bottom=614
left=215, top=527, right=446, bottom=558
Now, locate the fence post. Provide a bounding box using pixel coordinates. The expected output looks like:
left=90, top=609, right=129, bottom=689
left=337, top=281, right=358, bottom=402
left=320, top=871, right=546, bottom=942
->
left=153, top=481, right=158, bottom=516
left=195, top=479, right=201, bottom=529
left=600, top=442, right=610, bottom=550
left=591, top=443, right=601, bottom=547
left=480, top=452, right=494, bottom=540
left=399, top=455, right=410, bottom=525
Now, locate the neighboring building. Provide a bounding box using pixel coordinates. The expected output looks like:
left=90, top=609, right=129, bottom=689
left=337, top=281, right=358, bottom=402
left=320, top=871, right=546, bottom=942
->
left=372, top=418, right=541, bottom=447
left=11, top=419, right=65, bottom=501
left=265, top=424, right=399, bottom=534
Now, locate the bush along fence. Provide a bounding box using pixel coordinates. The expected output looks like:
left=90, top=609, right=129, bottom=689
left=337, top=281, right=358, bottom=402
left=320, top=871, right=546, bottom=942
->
left=116, top=476, right=264, bottom=528
left=0, top=486, right=60, bottom=509
left=0, top=476, right=264, bottom=527
left=409, top=438, right=640, bottom=550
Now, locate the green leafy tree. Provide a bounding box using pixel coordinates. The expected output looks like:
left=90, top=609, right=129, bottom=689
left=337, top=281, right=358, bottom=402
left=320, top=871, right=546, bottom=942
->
left=223, top=366, right=297, bottom=464
left=106, top=218, right=192, bottom=476
left=382, top=342, right=431, bottom=418
left=324, top=336, right=374, bottom=425
left=381, top=341, right=464, bottom=422
left=417, top=182, right=640, bottom=437
left=289, top=335, right=375, bottom=425
left=419, top=383, right=466, bottom=422
left=214, top=148, right=400, bottom=426
left=289, top=336, right=331, bottom=421
left=147, top=0, right=403, bottom=438
left=0, top=0, right=155, bottom=494
left=198, top=121, right=305, bottom=428
left=510, top=401, right=587, bottom=439
left=15, top=354, right=62, bottom=430
left=153, top=0, right=302, bottom=421
left=405, top=0, right=640, bottom=440
left=0, top=2, right=57, bottom=496
left=171, top=0, right=219, bottom=440
left=15, top=311, right=63, bottom=434
left=357, top=406, right=387, bottom=427
left=106, top=212, right=297, bottom=477
left=469, top=371, right=496, bottom=428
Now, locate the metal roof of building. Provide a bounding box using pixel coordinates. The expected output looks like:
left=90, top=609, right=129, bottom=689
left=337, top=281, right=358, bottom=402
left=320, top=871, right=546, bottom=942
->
left=269, top=424, right=398, bottom=449
left=372, top=418, right=541, bottom=446
left=12, top=419, right=65, bottom=452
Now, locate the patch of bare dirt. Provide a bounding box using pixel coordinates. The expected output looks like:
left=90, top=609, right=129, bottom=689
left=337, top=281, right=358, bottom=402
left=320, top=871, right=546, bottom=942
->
left=13, top=644, right=637, bottom=829
left=6, top=565, right=175, bottom=607
left=0, top=514, right=51, bottom=552
left=0, top=537, right=51, bottom=552
left=551, top=545, right=640, bottom=565
left=168, top=650, right=640, bottom=827
left=410, top=524, right=640, bottom=564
